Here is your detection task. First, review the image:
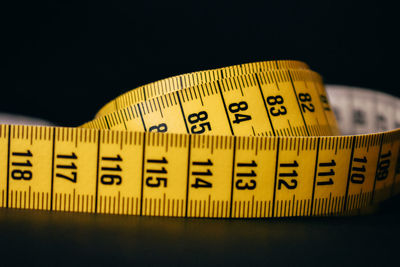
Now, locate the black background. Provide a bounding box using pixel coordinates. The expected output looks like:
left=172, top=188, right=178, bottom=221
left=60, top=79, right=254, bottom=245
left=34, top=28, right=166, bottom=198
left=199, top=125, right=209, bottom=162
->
left=1, top=1, right=398, bottom=126
left=1, top=1, right=400, bottom=266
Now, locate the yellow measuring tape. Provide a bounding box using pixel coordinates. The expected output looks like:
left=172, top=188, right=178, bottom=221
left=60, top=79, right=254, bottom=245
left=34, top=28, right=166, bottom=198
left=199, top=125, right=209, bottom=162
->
left=1, top=60, right=399, bottom=218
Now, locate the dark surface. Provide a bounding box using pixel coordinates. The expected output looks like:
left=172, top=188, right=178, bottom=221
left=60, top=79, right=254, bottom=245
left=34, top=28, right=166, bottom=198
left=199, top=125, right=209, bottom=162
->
left=1, top=196, right=400, bottom=266
left=1, top=1, right=400, bottom=266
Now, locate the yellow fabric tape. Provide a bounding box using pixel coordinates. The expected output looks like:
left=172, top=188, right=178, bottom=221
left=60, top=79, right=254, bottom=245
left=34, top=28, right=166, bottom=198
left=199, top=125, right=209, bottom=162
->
left=1, top=60, right=398, bottom=218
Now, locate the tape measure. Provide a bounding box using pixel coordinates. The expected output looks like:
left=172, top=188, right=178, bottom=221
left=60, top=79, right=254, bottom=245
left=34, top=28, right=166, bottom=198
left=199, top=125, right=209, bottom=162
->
left=1, top=60, right=399, bottom=218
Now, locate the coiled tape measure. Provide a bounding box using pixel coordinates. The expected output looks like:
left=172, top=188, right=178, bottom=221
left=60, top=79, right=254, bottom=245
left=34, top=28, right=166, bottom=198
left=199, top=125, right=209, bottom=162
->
left=1, top=60, right=399, bottom=218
